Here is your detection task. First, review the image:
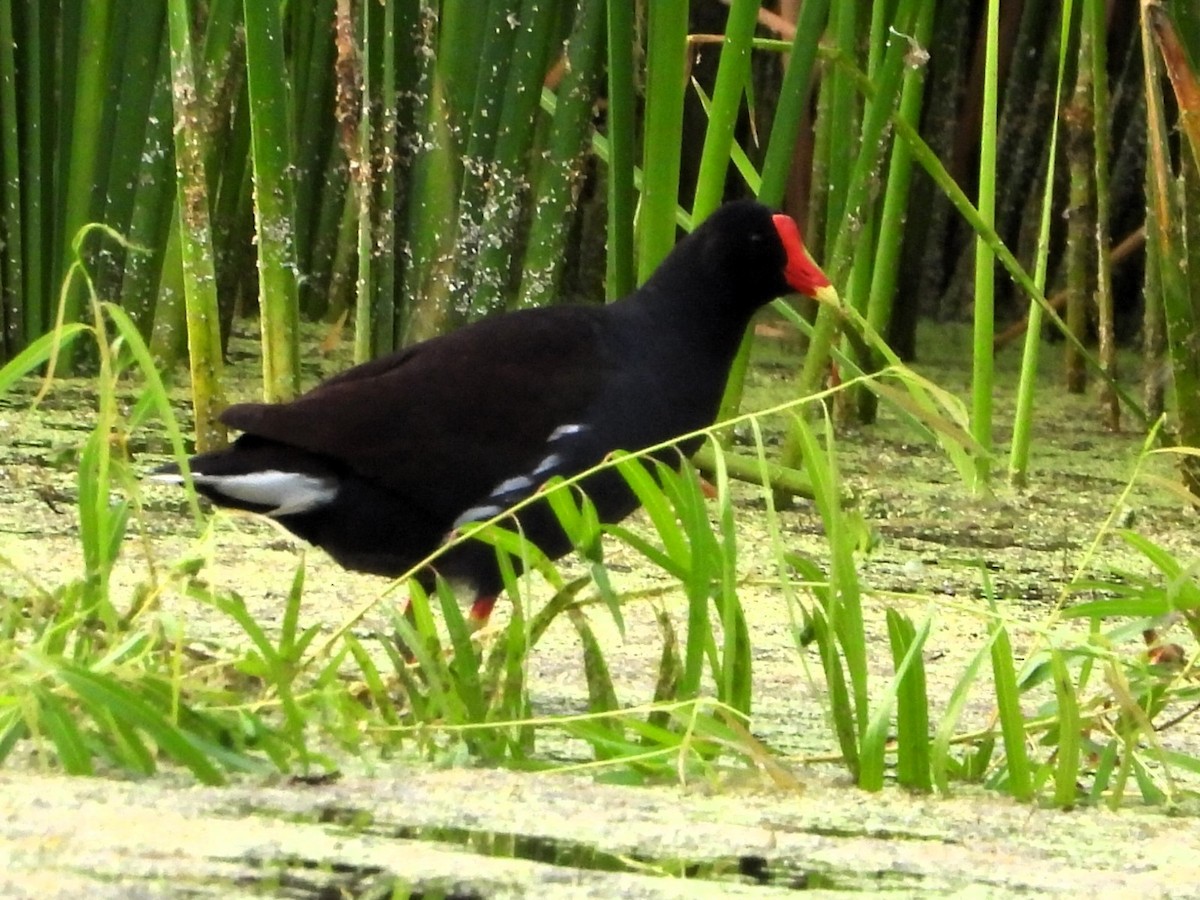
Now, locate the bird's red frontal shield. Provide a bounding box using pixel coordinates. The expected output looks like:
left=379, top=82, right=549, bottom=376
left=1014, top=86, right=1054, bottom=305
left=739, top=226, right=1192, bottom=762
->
left=772, top=213, right=835, bottom=302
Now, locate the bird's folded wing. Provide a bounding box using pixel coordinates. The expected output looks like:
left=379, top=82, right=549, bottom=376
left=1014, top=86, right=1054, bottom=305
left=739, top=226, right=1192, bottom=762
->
left=220, top=307, right=612, bottom=520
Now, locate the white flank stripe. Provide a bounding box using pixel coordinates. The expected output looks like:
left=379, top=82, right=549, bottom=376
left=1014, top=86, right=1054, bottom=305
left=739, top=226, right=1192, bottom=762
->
left=452, top=504, right=504, bottom=529
left=547, top=423, right=587, bottom=442
left=193, top=470, right=338, bottom=516
left=456, top=429, right=588, bottom=532
left=530, top=452, right=563, bottom=478
left=491, top=474, right=534, bottom=497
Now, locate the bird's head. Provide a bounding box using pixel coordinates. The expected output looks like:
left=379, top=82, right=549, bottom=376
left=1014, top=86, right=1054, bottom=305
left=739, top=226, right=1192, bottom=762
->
left=681, top=201, right=839, bottom=314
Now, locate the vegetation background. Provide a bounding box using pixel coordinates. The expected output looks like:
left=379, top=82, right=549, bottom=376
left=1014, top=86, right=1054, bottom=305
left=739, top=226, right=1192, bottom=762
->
left=2, top=0, right=1200, bottom=819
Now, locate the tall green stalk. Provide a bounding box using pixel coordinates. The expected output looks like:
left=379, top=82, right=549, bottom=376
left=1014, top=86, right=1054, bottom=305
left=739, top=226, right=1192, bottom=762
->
left=1142, top=3, right=1200, bottom=493
left=638, top=0, right=689, bottom=282
left=971, top=0, right=1002, bottom=493
left=166, top=0, right=226, bottom=452
left=758, top=1, right=829, bottom=206
left=797, top=0, right=921, bottom=399
left=372, top=0, right=399, bottom=352
left=16, top=0, right=47, bottom=350
left=517, top=0, right=606, bottom=307
left=120, top=27, right=177, bottom=344
left=1064, top=35, right=1094, bottom=396
left=690, top=0, right=762, bottom=223
left=857, top=0, right=936, bottom=423
left=1089, top=0, right=1117, bottom=429
left=822, top=0, right=857, bottom=248
left=94, top=1, right=167, bottom=304
left=604, top=0, right=637, bottom=300
left=470, top=0, right=559, bottom=312
left=351, top=0, right=375, bottom=361
left=1009, top=0, right=1074, bottom=487
left=57, top=1, right=113, bottom=334
left=243, top=0, right=300, bottom=401
left=450, top=0, right=521, bottom=282
left=290, top=0, right=338, bottom=292
left=684, top=0, right=764, bottom=438
left=0, top=0, right=24, bottom=353
left=399, top=0, right=456, bottom=346
left=203, top=0, right=255, bottom=353
left=718, top=0, right=830, bottom=424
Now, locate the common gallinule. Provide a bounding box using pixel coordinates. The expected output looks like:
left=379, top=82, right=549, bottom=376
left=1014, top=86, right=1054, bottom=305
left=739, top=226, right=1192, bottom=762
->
left=154, top=200, right=836, bottom=627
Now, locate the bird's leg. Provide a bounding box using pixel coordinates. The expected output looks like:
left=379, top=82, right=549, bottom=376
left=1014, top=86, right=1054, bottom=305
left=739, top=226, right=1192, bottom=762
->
left=467, top=594, right=498, bottom=632
left=397, top=592, right=496, bottom=658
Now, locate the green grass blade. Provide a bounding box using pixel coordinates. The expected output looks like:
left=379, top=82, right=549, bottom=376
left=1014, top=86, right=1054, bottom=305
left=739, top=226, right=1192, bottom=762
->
left=1089, top=737, right=1120, bottom=805
left=568, top=607, right=625, bottom=756
left=32, top=686, right=94, bottom=776
left=711, top=448, right=751, bottom=714
left=805, top=604, right=859, bottom=776
left=390, top=586, right=463, bottom=726
left=54, top=662, right=226, bottom=784
left=861, top=610, right=932, bottom=792
left=931, top=632, right=998, bottom=794
left=886, top=608, right=932, bottom=792
left=342, top=633, right=401, bottom=727
left=610, top=455, right=691, bottom=570
left=648, top=608, right=684, bottom=733
left=1049, top=649, right=1081, bottom=808
left=0, top=324, right=87, bottom=395
left=791, top=411, right=868, bottom=733
left=987, top=601, right=1033, bottom=800
left=101, top=302, right=201, bottom=521
left=279, top=560, right=306, bottom=660
left=435, top=577, right=486, bottom=724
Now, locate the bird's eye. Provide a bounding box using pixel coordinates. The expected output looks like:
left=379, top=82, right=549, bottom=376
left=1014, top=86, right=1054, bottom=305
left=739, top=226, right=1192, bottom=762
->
left=748, top=232, right=764, bottom=244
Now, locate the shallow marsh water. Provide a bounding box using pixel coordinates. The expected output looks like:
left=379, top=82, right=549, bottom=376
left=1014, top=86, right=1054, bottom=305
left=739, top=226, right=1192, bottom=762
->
left=2, top=320, right=1200, bottom=896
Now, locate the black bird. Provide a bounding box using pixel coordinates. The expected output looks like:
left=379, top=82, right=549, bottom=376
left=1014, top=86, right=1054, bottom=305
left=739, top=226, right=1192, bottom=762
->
left=154, top=201, right=837, bottom=627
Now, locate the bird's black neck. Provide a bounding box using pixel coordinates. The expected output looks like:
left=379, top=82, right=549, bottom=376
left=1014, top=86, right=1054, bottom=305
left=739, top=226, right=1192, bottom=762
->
left=631, top=261, right=759, bottom=356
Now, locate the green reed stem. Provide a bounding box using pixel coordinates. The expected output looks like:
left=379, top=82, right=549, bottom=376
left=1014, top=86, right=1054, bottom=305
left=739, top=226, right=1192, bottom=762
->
left=970, top=0, right=1001, bottom=493
left=243, top=0, right=300, bottom=400
left=604, top=0, right=637, bottom=300
left=518, top=0, right=606, bottom=307
left=166, top=0, right=226, bottom=451
left=0, top=0, right=24, bottom=353
left=717, top=0, right=830, bottom=425
left=638, top=0, right=689, bottom=282
left=691, top=0, right=761, bottom=223
left=57, top=0, right=112, bottom=331
left=1009, top=0, right=1074, bottom=487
